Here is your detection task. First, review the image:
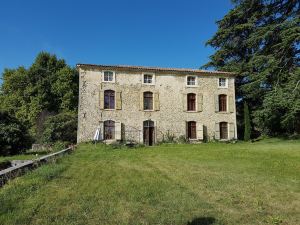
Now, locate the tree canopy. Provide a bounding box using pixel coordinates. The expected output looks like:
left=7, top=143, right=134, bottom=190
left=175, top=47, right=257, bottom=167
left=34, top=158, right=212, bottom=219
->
left=0, top=52, right=78, bottom=153
left=204, top=0, right=300, bottom=136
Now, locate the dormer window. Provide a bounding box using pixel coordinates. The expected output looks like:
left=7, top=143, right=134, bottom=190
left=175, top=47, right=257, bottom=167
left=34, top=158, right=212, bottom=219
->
left=143, top=73, right=155, bottom=85
left=218, top=78, right=228, bottom=88
left=187, top=76, right=196, bottom=86
left=103, top=71, right=115, bottom=82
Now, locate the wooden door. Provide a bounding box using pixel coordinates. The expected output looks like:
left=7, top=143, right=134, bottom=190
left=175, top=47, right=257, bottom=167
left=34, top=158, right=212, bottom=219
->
left=143, top=120, right=155, bottom=146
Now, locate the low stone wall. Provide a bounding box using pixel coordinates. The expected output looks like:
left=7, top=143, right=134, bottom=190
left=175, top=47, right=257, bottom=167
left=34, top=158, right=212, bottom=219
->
left=0, top=146, right=74, bottom=187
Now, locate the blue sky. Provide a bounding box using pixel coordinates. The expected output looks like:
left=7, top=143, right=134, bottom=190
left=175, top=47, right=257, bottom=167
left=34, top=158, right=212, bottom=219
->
left=0, top=0, right=232, bottom=80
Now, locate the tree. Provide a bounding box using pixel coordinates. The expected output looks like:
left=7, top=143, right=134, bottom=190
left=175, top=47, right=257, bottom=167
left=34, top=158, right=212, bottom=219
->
left=0, top=111, right=31, bottom=155
left=243, top=101, right=251, bottom=141
left=0, top=52, right=79, bottom=143
left=41, top=112, right=77, bottom=144
left=203, top=0, right=300, bottom=136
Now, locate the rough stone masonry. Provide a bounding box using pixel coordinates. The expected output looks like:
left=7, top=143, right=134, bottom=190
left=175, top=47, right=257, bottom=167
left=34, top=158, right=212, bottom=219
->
left=77, top=64, right=237, bottom=145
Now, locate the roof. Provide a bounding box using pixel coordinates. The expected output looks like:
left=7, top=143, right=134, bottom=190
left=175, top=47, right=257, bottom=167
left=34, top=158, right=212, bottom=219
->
left=76, top=63, right=236, bottom=76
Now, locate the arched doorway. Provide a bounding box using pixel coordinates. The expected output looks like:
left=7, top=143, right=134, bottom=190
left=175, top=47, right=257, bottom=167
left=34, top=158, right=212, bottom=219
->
left=143, top=120, right=155, bottom=146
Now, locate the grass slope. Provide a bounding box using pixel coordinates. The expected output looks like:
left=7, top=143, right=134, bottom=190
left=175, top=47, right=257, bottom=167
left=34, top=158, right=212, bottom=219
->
left=0, top=139, right=299, bottom=225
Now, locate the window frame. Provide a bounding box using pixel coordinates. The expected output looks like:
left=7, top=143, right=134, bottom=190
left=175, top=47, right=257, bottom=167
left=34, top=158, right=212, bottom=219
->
left=143, top=91, right=154, bottom=111
left=220, top=122, right=228, bottom=140
left=187, top=93, right=196, bottom=112
left=218, top=77, right=228, bottom=88
left=104, top=90, right=115, bottom=110
left=187, top=121, right=197, bottom=140
left=219, top=94, right=227, bottom=112
left=186, top=75, right=197, bottom=87
left=142, top=73, right=155, bottom=85
left=103, top=71, right=115, bottom=83
left=104, top=120, right=115, bottom=140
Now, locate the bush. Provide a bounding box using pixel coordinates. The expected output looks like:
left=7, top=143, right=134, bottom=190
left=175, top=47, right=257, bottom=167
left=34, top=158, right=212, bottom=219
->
left=41, top=112, right=77, bottom=144
left=51, top=141, right=69, bottom=151
left=0, top=111, right=31, bottom=155
left=177, top=135, right=188, bottom=143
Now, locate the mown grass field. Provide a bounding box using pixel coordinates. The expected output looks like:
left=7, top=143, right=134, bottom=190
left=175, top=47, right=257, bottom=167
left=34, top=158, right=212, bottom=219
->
left=0, top=154, right=40, bottom=164
left=0, top=139, right=299, bottom=225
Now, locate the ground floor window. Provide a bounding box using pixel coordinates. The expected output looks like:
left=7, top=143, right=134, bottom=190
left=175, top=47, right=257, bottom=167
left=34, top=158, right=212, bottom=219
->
left=104, top=120, right=115, bottom=140
left=220, top=122, right=228, bottom=139
left=187, top=121, right=196, bottom=139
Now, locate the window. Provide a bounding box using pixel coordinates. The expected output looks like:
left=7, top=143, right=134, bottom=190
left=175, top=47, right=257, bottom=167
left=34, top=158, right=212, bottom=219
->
left=143, top=92, right=153, bottom=110
left=187, top=121, right=196, bottom=139
left=220, top=122, right=228, bottom=139
left=104, top=90, right=115, bottom=109
left=187, top=76, right=196, bottom=86
left=143, top=74, right=153, bottom=84
left=219, top=94, right=227, bottom=112
left=104, top=120, right=115, bottom=140
left=187, top=93, right=196, bottom=111
left=218, top=78, right=228, bottom=88
left=103, top=71, right=114, bottom=82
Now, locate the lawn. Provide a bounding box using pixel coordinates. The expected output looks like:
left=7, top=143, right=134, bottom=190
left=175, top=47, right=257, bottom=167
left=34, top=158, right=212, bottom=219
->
left=0, top=154, right=41, bottom=164
left=0, top=139, right=299, bottom=225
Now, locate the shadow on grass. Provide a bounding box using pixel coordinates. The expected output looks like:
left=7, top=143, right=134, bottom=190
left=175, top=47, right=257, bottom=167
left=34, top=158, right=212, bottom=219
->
left=187, top=217, right=216, bottom=225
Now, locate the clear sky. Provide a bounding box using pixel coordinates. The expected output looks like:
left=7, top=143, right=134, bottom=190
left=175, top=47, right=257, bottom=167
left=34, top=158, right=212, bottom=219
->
left=0, top=0, right=232, bottom=80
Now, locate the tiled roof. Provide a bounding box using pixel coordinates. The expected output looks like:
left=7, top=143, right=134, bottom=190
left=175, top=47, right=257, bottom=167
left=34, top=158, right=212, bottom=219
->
left=76, top=63, right=236, bottom=76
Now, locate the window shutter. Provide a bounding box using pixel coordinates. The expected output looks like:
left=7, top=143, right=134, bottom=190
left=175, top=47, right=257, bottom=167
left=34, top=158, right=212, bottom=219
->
left=215, top=95, right=219, bottom=112
left=197, top=93, right=203, bottom=112
left=185, top=121, right=188, bottom=139
left=99, top=90, right=104, bottom=109
left=139, top=92, right=144, bottom=111
left=154, top=92, right=160, bottom=111
left=229, top=123, right=235, bottom=139
left=196, top=123, right=203, bottom=140
left=115, top=122, right=122, bottom=140
left=229, top=95, right=234, bottom=113
left=116, top=91, right=122, bottom=110
left=99, top=122, right=104, bottom=140
left=183, top=93, right=187, bottom=111
left=215, top=122, right=220, bottom=140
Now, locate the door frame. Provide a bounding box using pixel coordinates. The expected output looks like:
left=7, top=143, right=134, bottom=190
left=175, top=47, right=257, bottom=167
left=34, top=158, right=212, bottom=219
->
left=143, top=120, right=155, bottom=146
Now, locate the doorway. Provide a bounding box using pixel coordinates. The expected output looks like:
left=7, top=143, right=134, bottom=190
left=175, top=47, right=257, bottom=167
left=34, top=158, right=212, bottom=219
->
left=143, top=120, right=155, bottom=146
left=220, top=122, right=228, bottom=140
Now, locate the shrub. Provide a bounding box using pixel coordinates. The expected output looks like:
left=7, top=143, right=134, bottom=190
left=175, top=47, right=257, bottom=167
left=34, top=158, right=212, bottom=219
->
left=0, top=111, right=31, bottom=155
left=41, top=112, right=77, bottom=145
left=177, top=135, right=188, bottom=143
left=51, top=141, right=69, bottom=151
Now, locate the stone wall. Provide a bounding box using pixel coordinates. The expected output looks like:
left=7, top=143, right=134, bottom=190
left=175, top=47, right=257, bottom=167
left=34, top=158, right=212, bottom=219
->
left=77, top=66, right=237, bottom=143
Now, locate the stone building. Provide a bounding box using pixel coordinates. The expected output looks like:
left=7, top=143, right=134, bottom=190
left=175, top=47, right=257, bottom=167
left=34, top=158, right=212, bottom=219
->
left=77, top=64, right=237, bottom=145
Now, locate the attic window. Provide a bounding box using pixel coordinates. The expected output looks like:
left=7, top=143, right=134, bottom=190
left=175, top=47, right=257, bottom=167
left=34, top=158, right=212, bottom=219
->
left=143, top=73, right=155, bottom=85
left=187, top=76, right=196, bottom=86
left=218, top=78, right=228, bottom=88
left=103, top=71, right=115, bottom=82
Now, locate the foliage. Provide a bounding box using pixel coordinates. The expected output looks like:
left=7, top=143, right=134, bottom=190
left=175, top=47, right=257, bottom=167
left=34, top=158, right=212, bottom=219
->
left=0, top=111, right=31, bottom=155
left=243, top=101, right=251, bottom=141
left=0, top=140, right=299, bottom=224
left=0, top=52, right=78, bottom=154
left=41, top=112, right=77, bottom=144
left=51, top=141, right=69, bottom=152
left=161, top=130, right=177, bottom=143
left=177, top=135, right=188, bottom=143
left=203, top=0, right=300, bottom=136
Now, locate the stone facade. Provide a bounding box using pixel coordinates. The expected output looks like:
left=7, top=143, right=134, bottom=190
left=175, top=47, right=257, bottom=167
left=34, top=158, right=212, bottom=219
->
left=77, top=64, right=237, bottom=144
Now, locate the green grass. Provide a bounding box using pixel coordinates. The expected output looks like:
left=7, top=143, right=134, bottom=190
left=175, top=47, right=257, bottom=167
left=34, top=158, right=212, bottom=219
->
left=0, top=154, right=42, bottom=164
left=0, top=139, right=299, bottom=225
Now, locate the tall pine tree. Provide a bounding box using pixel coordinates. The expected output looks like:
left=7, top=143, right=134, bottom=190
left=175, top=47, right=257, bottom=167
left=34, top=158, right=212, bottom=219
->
left=204, top=0, right=300, bottom=136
